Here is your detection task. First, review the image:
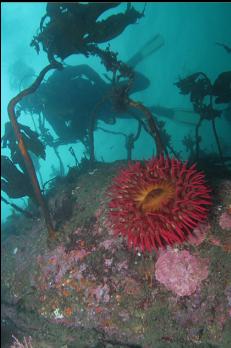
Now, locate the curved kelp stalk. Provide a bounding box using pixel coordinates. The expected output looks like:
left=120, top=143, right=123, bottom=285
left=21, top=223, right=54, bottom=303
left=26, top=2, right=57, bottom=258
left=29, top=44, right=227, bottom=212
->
left=128, top=99, right=165, bottom=156
left=1, top=196, right=35, bottom=219
left=7, top=62, right=62, bottom=240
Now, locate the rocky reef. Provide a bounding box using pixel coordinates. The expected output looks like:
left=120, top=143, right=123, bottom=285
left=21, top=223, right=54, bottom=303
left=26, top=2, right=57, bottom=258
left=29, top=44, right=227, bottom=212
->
left=1, top=161, right=231, bottom=348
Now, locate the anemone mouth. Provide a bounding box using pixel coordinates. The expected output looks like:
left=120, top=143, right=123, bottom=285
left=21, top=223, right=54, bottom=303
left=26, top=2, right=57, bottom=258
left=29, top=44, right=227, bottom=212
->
left=107, top=156, right=212, bottom=252
left=134, top=181, right=175, bottom=212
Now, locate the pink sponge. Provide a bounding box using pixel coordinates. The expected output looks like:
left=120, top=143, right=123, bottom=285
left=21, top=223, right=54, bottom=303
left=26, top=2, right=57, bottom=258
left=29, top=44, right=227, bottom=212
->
left=155, top=249, right=209, bottom=296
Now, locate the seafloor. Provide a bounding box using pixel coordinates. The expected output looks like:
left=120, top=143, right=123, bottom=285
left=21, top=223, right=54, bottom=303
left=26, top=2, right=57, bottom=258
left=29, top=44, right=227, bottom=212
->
left=1, top=161, right=231, bottom=348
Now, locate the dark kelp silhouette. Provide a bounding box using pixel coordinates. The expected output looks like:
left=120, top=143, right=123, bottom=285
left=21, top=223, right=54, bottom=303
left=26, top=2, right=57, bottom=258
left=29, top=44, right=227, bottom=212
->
left=1, top=155, right=34, bottom=200
left=2, top=121, right=46, bottom=171
left=30, top=2, right=165, bottom=156
left=31, top=3, right=145, bottom=62
left=19, top=64, right=150, bottom=145
left=20, top=31, right=165, bottom=149
left=21, top=35, right=166, bottom=159
left=175, top=71, right=231, bottom=169
left=5, top=2, right=150, bottom=241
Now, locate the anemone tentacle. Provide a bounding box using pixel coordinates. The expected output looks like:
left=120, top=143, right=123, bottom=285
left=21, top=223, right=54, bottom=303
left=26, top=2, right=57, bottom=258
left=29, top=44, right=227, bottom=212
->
left=107, top=157, right=212, bottom=252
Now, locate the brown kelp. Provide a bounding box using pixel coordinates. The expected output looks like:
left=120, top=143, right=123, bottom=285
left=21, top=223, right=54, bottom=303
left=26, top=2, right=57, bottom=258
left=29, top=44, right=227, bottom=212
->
left=7, top=62, right=61, bottom=240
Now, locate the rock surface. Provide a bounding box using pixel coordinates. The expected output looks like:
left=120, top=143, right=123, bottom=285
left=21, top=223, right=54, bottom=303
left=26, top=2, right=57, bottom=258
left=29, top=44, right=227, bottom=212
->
left=1, top=162, right=231, bottom=347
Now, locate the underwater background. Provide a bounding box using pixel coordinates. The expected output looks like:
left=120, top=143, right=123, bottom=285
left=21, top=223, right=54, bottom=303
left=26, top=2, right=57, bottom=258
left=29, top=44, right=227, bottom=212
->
left=1, top=2, right=231, bottom=348
left=2, top=2, right=231, bottom=222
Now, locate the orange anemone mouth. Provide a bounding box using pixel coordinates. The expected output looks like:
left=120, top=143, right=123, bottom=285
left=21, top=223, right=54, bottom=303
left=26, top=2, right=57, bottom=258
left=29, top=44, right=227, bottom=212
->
left=107, top=156, right=212, bottom=252
left=134, top=182, right=175, bottom=212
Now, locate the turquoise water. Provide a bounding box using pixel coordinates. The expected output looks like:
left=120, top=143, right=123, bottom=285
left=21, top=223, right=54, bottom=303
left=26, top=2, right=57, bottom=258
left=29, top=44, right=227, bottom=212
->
left=1, top=2, right=231, bottom=221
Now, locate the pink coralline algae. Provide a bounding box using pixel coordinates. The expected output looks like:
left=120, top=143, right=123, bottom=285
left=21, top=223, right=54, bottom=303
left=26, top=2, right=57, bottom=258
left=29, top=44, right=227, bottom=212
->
left=219, top=211, right=231, bottom=230
left=188, top=222, right=210, bottom=246
left=99, top=239, right=116, bottom=250
left=37, top=245, right=90, bottom=289
left=155, top=249, right=209, bottom=296
left=89, top=284, right=110, bottom=304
